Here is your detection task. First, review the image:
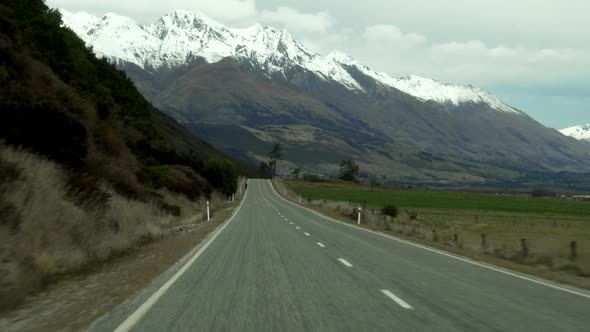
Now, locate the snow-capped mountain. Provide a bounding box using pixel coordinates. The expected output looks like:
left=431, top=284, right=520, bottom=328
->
left=325, top=51, right=519, bottom=113
left=60, top=9, right=520, bottom=114
left=560, top=124, right=590, bottom=141
left=61, top=9, right=363, bottom=91
left=56, top=8, right=590, bottom=185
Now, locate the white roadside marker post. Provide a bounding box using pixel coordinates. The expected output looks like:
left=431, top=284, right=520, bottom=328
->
left=207, top=201, right=210, bottom=221
left=357, top=207, right=362, bottom=225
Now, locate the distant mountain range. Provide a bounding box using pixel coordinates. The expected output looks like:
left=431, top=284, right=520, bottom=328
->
left=60, top=9, right=520, bottom=113
left=561, top=124, right=590, bottom=142
left=61, top=9, right=590, bottom=187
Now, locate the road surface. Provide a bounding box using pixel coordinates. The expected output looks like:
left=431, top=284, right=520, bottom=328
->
left=91, top=179, right=590, bottom=331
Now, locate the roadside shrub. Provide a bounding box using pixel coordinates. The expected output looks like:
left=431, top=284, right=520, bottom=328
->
left=407, top=210, right=419, bottom=220
left=155, top=201, right=181, bottom=217
left=530, top=189, right=556, bottom=197
left=303, top=174, right=324, bottom=182
left=139, top=165, right=208, bottom=200
left=205, top=159, right=238, bottom=195
left=381, top=205, right=399, bottom=218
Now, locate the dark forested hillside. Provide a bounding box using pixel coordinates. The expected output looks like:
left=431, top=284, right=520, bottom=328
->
left=0, top=0, right=251, bottom=200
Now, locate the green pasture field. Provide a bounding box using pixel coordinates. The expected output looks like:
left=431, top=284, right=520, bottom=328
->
left=281, top=180, right=590, bottom=286
left=287, top=180, right=590, bottom=216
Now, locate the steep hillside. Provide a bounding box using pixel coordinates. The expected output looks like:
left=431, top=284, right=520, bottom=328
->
left=0, top=0, right=250, bottom=309
left=61, top=9, right=590, bottom=187
left=0, top=1, right=250, bottom=199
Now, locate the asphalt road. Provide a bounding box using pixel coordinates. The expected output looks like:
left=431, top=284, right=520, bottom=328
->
left=92, top=179, right=590, bottom=331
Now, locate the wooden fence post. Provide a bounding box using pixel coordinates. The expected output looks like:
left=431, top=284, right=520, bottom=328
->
left=521, top=238, right=528, bottom=258
left=481, top=233, right=487, bottom=251
left=570, top=241, right=577, bottom=261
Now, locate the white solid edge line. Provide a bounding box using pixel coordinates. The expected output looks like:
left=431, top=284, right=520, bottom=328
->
left=317, top=242, right=326, bottom=248
left=338, top=258, right=353, bottom=267
left=304, top=232, right=310, bottom=236
left=114, top=183, right=250, bottom=332
left=267, top=180, right=590, bottom=300
left=381, top=289, right=413, bottom=309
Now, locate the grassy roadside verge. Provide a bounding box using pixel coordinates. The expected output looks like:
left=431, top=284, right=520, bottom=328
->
left=0, top=179, right=246, bottom=332
left=0, top=144, right=243, bottom=313
left=275, top=180, right=590, bottom=290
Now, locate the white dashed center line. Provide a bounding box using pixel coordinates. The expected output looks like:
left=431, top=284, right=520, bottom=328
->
left=380, top=289, right=413, bottom=310
left=296, top=226, right=300, bottom=230
left=304, top=232, right=310, bottom=236
left=338, top=258, right=353, bottom=267
left=317, top=242, right=326, bottom=248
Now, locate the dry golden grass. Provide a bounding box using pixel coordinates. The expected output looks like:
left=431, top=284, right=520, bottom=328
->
left=157, top=188, right=226, bottom=227
left=0, top=144, right=223, bottom=311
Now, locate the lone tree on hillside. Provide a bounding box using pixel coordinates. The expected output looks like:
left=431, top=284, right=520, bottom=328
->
left=258, top=161, right=272, bottom=179
left=205, top=159, right=238, bottom=195
left=268, top=143, right=282, bottom=178
left=338, top=159, right=359, bottom=182
left=291, top=167, right=301, bottom=179
left=369, top=175, right=380, bottom=191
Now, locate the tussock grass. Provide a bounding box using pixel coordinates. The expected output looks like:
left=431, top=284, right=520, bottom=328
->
left=0, top=145, right=216, bottom=311
left=157, top=188, right=226, bottom=227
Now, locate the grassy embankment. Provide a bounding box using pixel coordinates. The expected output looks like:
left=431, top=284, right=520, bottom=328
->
left=0, top=145, right=234, bottom=311
left=282, top=180, right=590, bottom=288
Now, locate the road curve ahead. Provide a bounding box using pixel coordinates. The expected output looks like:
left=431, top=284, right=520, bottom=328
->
left=95, top=179, right=590, bottom=332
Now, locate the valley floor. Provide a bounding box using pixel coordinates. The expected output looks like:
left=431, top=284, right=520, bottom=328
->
left=280, top=180, right=590, bottom=290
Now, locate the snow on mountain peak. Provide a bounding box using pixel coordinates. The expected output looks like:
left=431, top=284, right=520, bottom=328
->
left=327, top=54, right=520, bottom=114
left=62, top=9, right=520, bottom=113
left=390, top=75, right=519, bottom=113
left=61, top=9, right=363, bottom=90
left=326, top=50, right=357, bottom=65
left=560, top=124, right=590, bottom=141
left=60, top=9, right=99, bottom=34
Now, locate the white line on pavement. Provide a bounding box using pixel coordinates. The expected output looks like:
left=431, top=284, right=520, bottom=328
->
left=267, top=180, right=590, bottom=300
left=113, top=181, right=250, bottom=332
left=381, top=289, right=413, bottom=309
left=304, top=232, right=310, bottom=236
left=338, top=258, right=353, bottom=267
left=317, top=242, right=326, bottom=248
left=296, top=226, right=300, bottom=230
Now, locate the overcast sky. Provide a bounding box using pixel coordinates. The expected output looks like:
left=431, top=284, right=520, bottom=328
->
left=47, top=0, right=589, bottom=129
